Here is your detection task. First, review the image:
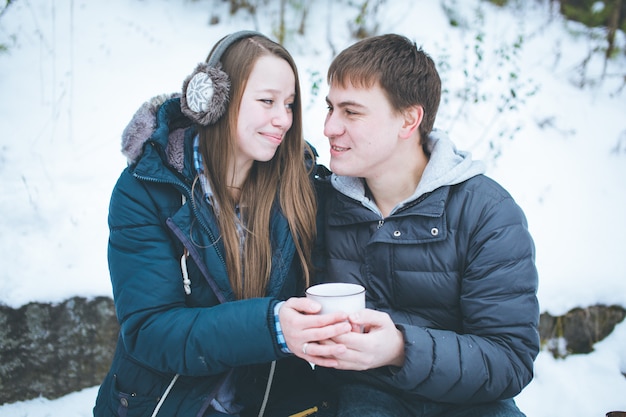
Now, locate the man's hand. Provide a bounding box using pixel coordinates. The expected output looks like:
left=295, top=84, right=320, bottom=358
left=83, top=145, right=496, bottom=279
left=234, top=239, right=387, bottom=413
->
left=329, top=309, right=405, bottom=370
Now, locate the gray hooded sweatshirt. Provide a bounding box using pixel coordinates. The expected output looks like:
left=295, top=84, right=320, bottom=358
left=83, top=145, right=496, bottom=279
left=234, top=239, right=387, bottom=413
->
left=330, top=130, right=486, bottom=217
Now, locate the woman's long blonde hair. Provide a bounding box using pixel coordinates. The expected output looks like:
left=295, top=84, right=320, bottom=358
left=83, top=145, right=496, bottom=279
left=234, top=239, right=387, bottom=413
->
left=198, top=35, right=316, bottom=300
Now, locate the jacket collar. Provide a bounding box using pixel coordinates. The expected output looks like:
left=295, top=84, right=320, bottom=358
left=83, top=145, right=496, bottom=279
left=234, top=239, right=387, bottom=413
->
left=327, top=185, right=450, bottom=227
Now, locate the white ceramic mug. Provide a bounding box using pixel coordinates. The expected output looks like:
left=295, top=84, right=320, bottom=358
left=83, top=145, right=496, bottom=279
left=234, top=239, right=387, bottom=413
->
left=305, top=282, right=366, bottom=314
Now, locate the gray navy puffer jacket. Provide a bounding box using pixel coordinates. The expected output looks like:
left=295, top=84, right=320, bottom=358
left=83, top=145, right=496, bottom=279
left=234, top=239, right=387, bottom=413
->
left=317, top=131, right=540, bottom=404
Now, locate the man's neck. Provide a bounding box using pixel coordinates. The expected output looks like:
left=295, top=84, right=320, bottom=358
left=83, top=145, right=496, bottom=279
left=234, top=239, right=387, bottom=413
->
left=366, top=146, right=428, bottom=218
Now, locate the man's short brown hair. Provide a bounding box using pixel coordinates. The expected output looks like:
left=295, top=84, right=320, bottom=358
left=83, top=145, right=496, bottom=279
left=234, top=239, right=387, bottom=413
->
left=327, top=34, right=441, bottom=141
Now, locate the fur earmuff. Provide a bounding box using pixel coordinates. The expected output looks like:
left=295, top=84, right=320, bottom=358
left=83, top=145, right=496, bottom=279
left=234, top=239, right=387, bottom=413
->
left=180, top=30, right=264, bottom=126
left=180, top=62, right=230, bottom=126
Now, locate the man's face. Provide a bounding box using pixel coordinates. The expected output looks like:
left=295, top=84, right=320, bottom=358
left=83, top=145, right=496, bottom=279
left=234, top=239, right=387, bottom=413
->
left=324, top=81, right=405, bottom=180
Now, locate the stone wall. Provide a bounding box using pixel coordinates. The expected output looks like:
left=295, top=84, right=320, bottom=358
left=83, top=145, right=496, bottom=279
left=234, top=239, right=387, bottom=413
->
left=0, top=296, right=624, bottom=405
left=540, top=304, right=626, bottom=358
left=0, top=297, right=118, bottom=405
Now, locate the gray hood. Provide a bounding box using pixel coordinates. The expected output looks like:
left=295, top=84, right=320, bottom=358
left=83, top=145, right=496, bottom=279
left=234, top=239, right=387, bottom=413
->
left=331, top=130, right=486, bottom=216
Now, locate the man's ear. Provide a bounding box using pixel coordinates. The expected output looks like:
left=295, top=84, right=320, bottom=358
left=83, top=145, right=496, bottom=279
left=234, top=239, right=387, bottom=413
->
left=399, top=105, right=423, bottom=139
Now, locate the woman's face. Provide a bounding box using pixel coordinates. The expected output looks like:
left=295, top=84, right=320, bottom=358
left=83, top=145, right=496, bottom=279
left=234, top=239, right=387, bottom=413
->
left=235, top=55, right=295, bottom=172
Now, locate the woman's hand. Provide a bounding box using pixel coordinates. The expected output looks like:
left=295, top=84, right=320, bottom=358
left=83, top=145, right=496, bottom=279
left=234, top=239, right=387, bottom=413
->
left=278, top=297, right=352, bottom=368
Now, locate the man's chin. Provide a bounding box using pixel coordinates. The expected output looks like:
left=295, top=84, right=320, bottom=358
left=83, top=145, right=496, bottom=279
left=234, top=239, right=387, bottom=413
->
left=329, top=160, right=345, bottom=175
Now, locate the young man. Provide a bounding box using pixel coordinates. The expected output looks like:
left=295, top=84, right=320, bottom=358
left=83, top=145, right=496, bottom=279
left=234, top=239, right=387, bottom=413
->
left=280, top=34, right=540, bottom=416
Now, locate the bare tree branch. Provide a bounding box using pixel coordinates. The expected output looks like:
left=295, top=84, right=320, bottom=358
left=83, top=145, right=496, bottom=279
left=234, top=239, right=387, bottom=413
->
left=0, top=0, right=16, bottom=20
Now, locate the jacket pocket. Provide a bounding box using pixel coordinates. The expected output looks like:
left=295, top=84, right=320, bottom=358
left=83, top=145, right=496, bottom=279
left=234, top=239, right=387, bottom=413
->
left=109, top=373, right=160, bottom=417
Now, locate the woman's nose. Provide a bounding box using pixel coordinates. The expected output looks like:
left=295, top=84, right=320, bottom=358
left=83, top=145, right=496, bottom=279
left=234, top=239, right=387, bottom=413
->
left=272, top=106, right=292, bottom=128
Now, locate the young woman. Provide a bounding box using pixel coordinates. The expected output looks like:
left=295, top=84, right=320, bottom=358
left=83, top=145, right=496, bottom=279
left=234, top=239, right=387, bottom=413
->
left=93, top=31, right=342, bottom=417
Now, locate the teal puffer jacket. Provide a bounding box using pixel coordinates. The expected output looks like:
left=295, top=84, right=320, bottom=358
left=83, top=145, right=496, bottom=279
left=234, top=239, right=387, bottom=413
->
left=94, top=97, right=317, bottom=417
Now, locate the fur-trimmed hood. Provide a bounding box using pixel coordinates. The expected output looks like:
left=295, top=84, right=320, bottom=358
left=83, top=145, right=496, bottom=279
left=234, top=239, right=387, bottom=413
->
left=121, top=93, right=193, bottom=172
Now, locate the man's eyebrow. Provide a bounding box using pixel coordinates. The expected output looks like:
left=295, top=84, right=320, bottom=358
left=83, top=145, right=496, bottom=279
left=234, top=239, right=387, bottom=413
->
left=325, top=96, right=366, bottom=109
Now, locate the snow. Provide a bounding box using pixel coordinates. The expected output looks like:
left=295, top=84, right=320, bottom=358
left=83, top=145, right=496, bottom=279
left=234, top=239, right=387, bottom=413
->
left=1, top=0, right=625, bottom=415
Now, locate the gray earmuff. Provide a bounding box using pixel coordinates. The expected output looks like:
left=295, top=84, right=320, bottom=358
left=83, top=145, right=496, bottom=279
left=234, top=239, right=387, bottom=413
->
left=181, top=30, right=265, bottom=126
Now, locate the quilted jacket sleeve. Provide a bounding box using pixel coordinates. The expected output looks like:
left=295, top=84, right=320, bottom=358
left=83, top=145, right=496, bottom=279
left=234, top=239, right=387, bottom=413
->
left=383, top=187, right=540, bottom=403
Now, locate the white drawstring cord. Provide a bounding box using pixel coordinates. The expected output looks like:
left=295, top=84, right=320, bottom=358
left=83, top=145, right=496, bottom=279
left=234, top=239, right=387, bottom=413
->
left=151, top=374, right=180, bottom=417
left=180, top=194, right=191, bottom=295
left=181, top=250, right=191, bottom=295
left=257, top=360, right=276, bottom=417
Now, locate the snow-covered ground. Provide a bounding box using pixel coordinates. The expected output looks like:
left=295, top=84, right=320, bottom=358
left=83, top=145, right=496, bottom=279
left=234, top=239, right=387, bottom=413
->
left=1, top=0, right=625, bottom=415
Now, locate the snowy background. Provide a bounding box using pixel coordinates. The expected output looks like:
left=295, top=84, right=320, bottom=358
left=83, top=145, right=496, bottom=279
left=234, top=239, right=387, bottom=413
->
left=1, top=0, right=625, bottom=415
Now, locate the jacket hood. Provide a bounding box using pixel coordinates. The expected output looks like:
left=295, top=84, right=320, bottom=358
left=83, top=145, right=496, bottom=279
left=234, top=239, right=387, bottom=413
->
left=331, top=130, right=486, bottom=215
left=121, top=93, right=191, bottom=172
left=415, top=129, right=486, bottom=197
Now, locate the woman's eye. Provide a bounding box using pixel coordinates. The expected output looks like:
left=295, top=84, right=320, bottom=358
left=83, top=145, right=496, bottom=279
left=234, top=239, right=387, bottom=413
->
left=285, top=102, right=294, bottom=111
left=260, top=99, right=274, bottom=105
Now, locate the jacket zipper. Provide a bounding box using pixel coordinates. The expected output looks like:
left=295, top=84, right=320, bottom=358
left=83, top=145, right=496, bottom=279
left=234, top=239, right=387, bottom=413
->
left=374, top=192, right=432, bottom=230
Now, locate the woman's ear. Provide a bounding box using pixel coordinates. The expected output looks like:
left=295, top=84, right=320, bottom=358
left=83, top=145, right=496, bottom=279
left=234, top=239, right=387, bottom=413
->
left=399, top=105, right=423, bottom=139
